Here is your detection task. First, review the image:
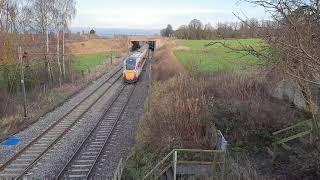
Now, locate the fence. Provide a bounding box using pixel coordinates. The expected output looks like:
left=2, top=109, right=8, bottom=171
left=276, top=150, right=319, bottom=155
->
left=143, top=149, right=226, bottom=180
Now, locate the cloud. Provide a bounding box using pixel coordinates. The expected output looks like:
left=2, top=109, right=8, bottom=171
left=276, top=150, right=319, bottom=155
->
left=72, top=7, right=231, bottom=29
left=80, top=7, right=228, bottom=16
left=71, top=0, right=269, bottom=29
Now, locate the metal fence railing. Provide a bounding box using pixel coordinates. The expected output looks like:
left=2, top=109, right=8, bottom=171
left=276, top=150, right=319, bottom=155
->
left=143, top=149, right=226, bottom=180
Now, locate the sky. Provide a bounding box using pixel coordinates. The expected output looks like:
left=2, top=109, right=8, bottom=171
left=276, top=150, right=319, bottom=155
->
left=71, top=0, right=269, bottom=30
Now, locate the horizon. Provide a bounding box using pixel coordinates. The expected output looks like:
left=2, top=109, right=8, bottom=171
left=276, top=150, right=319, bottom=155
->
left=72, top=0, right=270, bottom=30
left=70, top=27, right=161, bottom=36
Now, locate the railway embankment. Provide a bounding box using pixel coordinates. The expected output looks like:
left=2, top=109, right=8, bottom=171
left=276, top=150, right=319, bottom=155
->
left=124, top=41, right=311, bottom=179
left=0, top=38, right=127, bottom=143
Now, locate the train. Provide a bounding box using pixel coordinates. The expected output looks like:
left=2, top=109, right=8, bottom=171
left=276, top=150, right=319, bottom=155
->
left=123, top=44, right=149, bottom=83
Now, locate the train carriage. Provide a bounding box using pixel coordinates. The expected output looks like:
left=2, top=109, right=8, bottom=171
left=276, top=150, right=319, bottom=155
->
left=123, top=45, right=148, bottom=83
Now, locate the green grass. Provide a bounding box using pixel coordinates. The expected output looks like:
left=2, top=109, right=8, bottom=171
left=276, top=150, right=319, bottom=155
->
left=72, top=52, right=111, bottom=71
left=0, top=65, right=17, bottom=89
left=174, top=39, right=266, bottom=73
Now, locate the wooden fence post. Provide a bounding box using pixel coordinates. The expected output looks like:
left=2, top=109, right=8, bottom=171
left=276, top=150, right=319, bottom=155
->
left=173, top=150, right=177, bottom=180
left=110, top=52, right=113, bottom=65
left=212, top=152, right=217, bottom=180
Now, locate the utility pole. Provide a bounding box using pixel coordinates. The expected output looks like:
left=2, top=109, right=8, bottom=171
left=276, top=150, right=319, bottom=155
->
left=110, top=38, right=113, bottom=65
left=110, top=52, right=113, bottom=65
left=19, top=47, right=27, bottom=118
left=46, top=29, right=52, bottom=87
left=57, top=29, right=62, bottom=87
left=148, top=48, right=152, bottom=113
left=62, top=30, right=66, bottom=77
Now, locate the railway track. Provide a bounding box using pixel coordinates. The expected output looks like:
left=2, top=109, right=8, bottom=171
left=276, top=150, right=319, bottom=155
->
left=0, top=67, right=123, bottom=179
left=56, top=84, right=135, bottom=179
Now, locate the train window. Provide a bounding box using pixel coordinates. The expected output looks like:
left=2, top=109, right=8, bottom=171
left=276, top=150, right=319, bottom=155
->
left=126, top=58, right=136, bottom=70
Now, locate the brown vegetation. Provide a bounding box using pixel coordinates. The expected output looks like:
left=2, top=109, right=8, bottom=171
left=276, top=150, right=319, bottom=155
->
left=131, top=39, right=313, bottom=178
left=0, top=84, right=77, bottom=140
left=152, top=43, right=185, bottom=81
left=140, top=42, right=213, bottom=152
left=66, top=37, right=128, bottom=55
left=204, top=72, right=303, bottom=147
left=141, top=75, right=217, bottom=151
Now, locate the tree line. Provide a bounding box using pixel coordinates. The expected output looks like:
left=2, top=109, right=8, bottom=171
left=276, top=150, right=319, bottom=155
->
left=0, top=0, right=76, bottom=118
left=0, top=0, right=76, bottom=84
left=0, top=0, right=76, bottom=34
left=161, top=18, right=276, bottom=39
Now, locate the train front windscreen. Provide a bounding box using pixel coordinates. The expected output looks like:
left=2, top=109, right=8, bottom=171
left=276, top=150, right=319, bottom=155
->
left=126, top=58, right=136, bottom=70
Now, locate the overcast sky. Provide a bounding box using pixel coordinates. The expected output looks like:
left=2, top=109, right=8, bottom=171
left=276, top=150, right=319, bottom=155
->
left=72, top=0, right=269, bottom=29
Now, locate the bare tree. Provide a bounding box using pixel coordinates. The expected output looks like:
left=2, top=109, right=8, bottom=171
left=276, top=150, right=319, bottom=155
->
left=160, top=24, right=174, bottom=37
left=24, top=0, right=75, bottom=85
left=26, top=0, right=55, bottom=85
left=188, top=19, right=204, bottom=39
left=204, top=23, right=215, bottom=39
left=0, top=0, right=19, bottom=33
left=52, top=0, right=75, bottom=79
left=175, top=25, right=189, bottom=39
left=172, top=19, right=260, bottom=40
left=244, top=0, right=320, bottom=141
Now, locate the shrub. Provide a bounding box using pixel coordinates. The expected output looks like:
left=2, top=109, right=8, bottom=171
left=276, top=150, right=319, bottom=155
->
left=140, top=74, right=217, bottom=153
left=198, top=72, right=304, bottom=149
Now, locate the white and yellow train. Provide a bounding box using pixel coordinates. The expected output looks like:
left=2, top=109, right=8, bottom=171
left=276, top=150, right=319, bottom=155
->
left=123, top=45, right=148, bottom=83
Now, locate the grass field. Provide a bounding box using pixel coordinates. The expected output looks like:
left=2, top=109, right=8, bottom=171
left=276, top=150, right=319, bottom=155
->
left=72, top=52, right=111, bottom=71
left=174, top=39, right=266, bottom=73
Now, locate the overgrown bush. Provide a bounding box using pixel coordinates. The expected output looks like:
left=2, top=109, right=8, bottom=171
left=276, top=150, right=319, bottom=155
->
left=199, top=72, right=304, bottom=149
left=140, top=74, right=217, bottom=152
left=152, top=45, right=185, bottom=81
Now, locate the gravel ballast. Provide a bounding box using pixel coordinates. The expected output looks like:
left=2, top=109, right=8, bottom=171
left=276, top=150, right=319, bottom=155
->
left=92, top=61, right=151, bottom=178
left=0, top=64, right=122, bottom=165
left=1, top=60, right=151, bottom=178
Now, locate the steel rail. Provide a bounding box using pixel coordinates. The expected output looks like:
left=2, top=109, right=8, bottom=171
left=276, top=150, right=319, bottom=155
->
left=0, top=67, right=122, bottom=179
left=86, top=84, right=136, bottom=179
left=55, top=84, right=135, bottom=179
left=55, top=84, right=126, bottom=179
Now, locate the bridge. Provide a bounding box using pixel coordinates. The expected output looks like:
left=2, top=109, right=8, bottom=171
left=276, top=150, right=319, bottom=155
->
left=127, top=36, right=164, bottom=51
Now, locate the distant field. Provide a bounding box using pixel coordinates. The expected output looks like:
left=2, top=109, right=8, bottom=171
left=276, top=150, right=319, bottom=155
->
left=72, top=52, right=111, bottom=71
left=174, top=39, right=266, bottom=73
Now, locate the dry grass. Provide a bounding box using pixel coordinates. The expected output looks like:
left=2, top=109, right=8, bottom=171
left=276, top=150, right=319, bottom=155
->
left=203, top=72, right=303, bottom=146
left=152, top=44, right=186, bottom=81
left=140, top=42, right=216, bottom=152
left=66, top=37, right=128, bottom=55
left=125, top=41, right=307, bottom=179
left=0, top=83, right=80, bottom=142
left=140, top=74, right=217, bottom=152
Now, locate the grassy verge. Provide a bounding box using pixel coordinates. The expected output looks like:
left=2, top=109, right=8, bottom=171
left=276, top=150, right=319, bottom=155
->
left=174, top=39, right=265, bottom=73
left=72, top=52, right=111, bottom=71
